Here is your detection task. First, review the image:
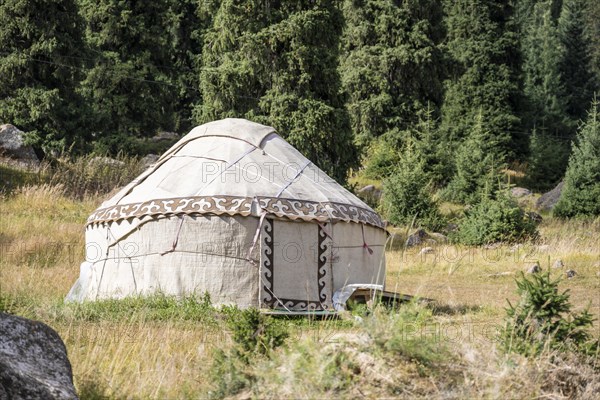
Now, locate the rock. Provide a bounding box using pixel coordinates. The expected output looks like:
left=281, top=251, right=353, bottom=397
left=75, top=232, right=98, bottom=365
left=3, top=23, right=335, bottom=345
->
left=446, top=223, right=459, bottom=232
left=420, top=247, right=435, bottom=255
left=565, top=269, right=577, bottom=279
left=536, top=181, right=564, bottom=211
left=429, top=232, right=448, bottom=243
left=0, top=124, right=39, bottom=164
left=358, top=184, right=375, bottom=193
left=537, top=244, right=550, bottom=253
left=357, top=185, right=382, bottom=202
left=0, top=312, right=77, bottom=399
left=385, top=233, right=404, bottom=251
left=152, top=131, right=179, bottom=142
left=553, top=259, right=565, bottom=269
left=526, top=211, right=543, bottom=223
left=527, top=264, right=541, bottom=274
left=511, top=187, right=532, bottom=198
left=406, top=229, right=428, bottom=247
left=89, top=156, right=125, bottom=168
left=141, top=153, right=159, bottom=167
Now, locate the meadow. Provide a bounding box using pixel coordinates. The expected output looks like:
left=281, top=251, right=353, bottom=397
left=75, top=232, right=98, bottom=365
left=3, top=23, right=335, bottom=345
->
left=0, top=161, right=599, bottom=399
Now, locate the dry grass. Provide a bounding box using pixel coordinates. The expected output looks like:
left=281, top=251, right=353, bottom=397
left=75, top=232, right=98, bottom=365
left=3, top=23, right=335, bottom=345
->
left=1, top=182, right=599, bottom=398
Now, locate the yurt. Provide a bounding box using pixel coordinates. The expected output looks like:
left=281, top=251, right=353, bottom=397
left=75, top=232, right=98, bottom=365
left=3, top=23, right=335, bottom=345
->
left=66, top=119, right=387, bottom=311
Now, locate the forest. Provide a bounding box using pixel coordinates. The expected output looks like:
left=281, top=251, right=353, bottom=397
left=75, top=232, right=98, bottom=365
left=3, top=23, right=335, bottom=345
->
left=1, top=0, right=599, bottom=201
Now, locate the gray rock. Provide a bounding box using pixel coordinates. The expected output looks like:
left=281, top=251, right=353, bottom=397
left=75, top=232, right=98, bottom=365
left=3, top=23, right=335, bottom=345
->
left=511, top=187, right=532, bottom=198
left=89, top=156, right=125, bottom=168
left=429, top=232, right=448, bottom=243
left=406, top=229, right=428, bottom=247
left=527, top=264, right=541, bottom=274
left=553, top=259, right=565, bottom=269
left=526, top=211, right=543, bottom=223
left=536, top=181, right=564, bottom=211
left=0, top=312, right=78, bottom=399
left=419, top=247, right=435, bottom=255
left=152, top=131, right=179, bottom=142
left=141, top=153, right=159, bottom=167
left=357, top=184, right=382, bottom=202
left=0, top=124, right=39, bottom=163
left=537, top=244, right=550, bottom=253
left=565, top=269, right=577, bottom=279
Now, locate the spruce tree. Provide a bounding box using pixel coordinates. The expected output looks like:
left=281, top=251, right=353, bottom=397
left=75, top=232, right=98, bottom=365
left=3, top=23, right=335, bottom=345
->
left=79, top=0, right=178, bottom=152
left=443, top=111, right=504, bottom=204
left=521, top=0, right=570, bottom=136
left=197, top=1, right=356, bottom=183
left=339, top=0, right=445, bottom=148
left=585, top=0, right=600, bottom=84
left=554, top=100, right=600, bottom=218
left=383, top=141, right=443, bottom=231
left=558, top=0, right=597, bottom=122
left=440, top=0, right=522, bottom=160
left=0, top=0, right=87, bottom=152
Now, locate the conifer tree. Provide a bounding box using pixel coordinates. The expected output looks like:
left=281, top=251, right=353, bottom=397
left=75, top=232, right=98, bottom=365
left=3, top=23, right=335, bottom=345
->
left=339, top=0, right=445, bottom=148
left=0, top=0, right=87, bottom=152
left=79, top=0, right=178, bottom=151
left=197, top=0, right=356, bottom=183
left=558, top=0, right=597, bottom=122
left=443, top=111, right=504, bottom=204
left=440, top=0, right=522, bottom=159
left=383, top=141, right=443, bottom=230
left=554, top=100, right=600, bottom=218
left=585, top=0, right=600, bottom=84
left=521, top=1, right=570, bottom=136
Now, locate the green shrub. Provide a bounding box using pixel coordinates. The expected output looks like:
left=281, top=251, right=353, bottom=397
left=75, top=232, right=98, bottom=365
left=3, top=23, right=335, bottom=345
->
left=382, top=143, right=444, bottom=231
left=208, top=308, right=289, bottom=398
left=501, top=271, right=599, bottom=356
left=554, top=99, right=600, bottom=218
left=224, top=307, right=289, bottom=357
left=454, top=190, right=538, bottom=245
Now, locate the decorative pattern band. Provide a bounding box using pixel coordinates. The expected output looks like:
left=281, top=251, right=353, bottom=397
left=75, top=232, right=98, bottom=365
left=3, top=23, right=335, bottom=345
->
left=87, top=195, right=384, bottom=228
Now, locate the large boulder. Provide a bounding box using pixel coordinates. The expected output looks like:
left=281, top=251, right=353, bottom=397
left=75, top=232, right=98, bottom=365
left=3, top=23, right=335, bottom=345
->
left=0, top=312, right=78, bottom=399
left=536, top=181, right=564, bottom=211
left=0, top=124, right=39, bottom=164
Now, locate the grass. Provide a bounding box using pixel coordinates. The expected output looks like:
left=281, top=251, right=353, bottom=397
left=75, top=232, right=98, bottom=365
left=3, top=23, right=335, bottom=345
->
left=1, top=162, right=599, bottom=398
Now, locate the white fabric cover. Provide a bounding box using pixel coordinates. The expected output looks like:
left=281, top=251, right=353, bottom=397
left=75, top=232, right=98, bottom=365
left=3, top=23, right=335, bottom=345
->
left=67, top=118, right=388, bottom=309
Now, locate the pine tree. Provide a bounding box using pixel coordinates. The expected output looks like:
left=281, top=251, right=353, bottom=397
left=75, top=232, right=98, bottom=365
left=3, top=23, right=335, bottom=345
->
left=0, top=0, right=87, bottom=152
left=196, top=1, right=356, bottom=183
left=440, top=0, right=522, bottom=160
left=554, top=100, right=600, bottom=218
left=79, top=0, right=178, bottom=151
left=339, top=0, right=445, bottom=149
left=443, top=111, right=504, bottom=204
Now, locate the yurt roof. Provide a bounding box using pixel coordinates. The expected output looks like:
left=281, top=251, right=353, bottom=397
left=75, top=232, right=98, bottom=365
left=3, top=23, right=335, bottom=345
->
left=87, top=118, right=384, bottom=228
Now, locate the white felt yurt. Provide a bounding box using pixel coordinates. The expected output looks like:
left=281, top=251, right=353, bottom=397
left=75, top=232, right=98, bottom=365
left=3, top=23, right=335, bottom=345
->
left=66, top=119, right=387, bottom=311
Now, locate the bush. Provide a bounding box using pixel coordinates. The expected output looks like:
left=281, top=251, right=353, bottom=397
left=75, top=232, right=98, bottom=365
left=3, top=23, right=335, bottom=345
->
left=454, top=190, right=537, bottom=245
left=554, top=99, right=600, bottom=218
left=501, top=271, right=599, bottom=356
left=382, top=143, right=444, bottom=231
left=208, top=308, right=289, bottom=398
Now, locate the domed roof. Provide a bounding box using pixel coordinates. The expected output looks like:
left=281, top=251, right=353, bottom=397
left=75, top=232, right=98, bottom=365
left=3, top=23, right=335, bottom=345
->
left=87, top=118, right=384, bottom=228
